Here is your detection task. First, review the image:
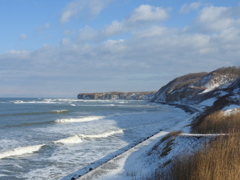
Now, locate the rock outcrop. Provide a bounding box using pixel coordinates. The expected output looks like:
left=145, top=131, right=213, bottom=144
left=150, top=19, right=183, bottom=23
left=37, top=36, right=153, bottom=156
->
left=77, top=91, right=156, bottom=100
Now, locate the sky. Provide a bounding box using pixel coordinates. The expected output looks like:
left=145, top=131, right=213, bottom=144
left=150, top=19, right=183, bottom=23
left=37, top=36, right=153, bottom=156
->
left=0, top=0, right=240, bottom=98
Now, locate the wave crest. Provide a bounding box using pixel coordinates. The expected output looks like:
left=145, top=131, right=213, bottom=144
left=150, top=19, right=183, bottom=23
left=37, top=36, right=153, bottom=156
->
left=54, top=135, right=82, bottom=144
left=79, top=130, right=123, bottom=139
left=55, top=116, right=105, bottom=123
left=0, top=144, right=44, bottom=159
left=50, top=109, right=69, bottom=114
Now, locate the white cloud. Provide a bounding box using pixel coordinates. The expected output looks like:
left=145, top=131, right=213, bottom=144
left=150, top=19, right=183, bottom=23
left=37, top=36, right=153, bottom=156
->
left=1, top=21, right=240, bottom=96
left=180, top=2, right=202, bottom=13
left=1, top=3, right=240, bottom=97
left=36, top=23, right=50, bottom=34
left=106, top=4, right=168, bottom=35
left=101, top=20, right=124, bottom=37
left=77, top=26, right=98, bottom=42
left=76, top=4, right=169, bottom=41
left=19, top=34, right=27, bottom=40
left=126, top=4, right=169, bottom=24
left=60, top=0, right=112, bottom=23
left=195, top=5, right=240, bottom=33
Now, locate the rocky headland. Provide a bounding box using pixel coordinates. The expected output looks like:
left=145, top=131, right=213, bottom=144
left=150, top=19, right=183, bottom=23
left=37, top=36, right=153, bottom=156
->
left=77, top=91, right=156, bottom=100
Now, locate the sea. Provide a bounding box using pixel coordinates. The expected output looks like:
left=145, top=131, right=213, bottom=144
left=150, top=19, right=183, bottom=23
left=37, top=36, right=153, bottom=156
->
left=0, top=98, right=187, bottom=180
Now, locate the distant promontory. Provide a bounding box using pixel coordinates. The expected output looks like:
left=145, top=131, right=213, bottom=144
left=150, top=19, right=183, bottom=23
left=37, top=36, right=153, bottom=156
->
left=77, top=91, right=156, bottom=100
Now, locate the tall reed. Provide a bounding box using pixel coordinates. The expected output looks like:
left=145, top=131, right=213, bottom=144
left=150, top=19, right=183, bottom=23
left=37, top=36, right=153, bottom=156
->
left=165, top=134, right=240, bottom=180
left=192, top=110, right=240, bottom=134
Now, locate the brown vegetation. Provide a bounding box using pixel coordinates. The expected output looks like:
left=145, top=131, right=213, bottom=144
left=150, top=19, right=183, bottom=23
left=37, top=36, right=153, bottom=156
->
left=214, top=66, right=240, bottom=78
left=166, top=72, right=208, bottom=93
left=160, top=131, right=182, bottom=144
left=192, top=110, right=240, bottom=134
left=159, top=95, right=240, bottom=180
left=159, top=131, right=181, bottom=157
left=191, top=94, right=233, bottom=132
left=147, top=131, right=181, bottom=157
left=164, top=134, right=240, bottom=180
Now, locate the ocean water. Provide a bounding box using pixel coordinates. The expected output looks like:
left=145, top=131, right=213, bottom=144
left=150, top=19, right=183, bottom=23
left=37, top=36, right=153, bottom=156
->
left=0, top=98, right=186, bottom=180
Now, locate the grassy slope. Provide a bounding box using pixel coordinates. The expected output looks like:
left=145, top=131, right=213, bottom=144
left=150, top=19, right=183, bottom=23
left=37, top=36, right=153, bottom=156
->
left=157, top=97, right=240, bottom=180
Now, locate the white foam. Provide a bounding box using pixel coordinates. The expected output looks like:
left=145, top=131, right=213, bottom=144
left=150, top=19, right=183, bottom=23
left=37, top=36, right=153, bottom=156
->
left=13, top=100, right=57, bottom=104
left=51, top=109, right=69, bottom=113
left=0, top=144, right=44, bottom=159
left=54, top=135, right=82, bottom=144
left=12, top=100, right=24, bottom=104
left=55, top=116, right=105, bottom=123
left=54, top=98, right=83, bottom=102
left=79, top=130, right=123, bottom=139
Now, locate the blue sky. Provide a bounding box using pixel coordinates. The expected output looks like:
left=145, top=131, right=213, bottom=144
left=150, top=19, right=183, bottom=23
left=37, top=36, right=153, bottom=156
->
left=0, top=0, right=240, bottom=97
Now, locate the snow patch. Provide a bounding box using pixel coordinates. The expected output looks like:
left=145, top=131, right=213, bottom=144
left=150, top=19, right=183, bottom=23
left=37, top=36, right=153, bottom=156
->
left=199, top=97, right=217, bottom=107
left=223, top=104, right=240, bottom=116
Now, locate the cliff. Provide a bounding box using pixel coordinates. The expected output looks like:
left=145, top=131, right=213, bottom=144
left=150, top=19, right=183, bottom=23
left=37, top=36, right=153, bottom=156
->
left=77, top=91, right=156, bottom=100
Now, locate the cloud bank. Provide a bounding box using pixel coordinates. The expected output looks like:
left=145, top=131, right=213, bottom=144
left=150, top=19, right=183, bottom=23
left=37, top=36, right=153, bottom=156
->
left=1, top=2, right=240, bottom=97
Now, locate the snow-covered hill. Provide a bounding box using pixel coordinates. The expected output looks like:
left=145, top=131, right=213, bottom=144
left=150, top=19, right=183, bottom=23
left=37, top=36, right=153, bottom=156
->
left=151, top=67, right=240, bottom=104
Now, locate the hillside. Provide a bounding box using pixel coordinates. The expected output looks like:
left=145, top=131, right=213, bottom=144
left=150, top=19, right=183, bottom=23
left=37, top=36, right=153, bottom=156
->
left=151, top=66, right=240, bottom=104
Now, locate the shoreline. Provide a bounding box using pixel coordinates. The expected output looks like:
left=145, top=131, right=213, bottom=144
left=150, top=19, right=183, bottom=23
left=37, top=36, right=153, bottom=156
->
left=61, top=129, right=165, bottom=180
left=154, top=101, right=201, bottom=114
left=62, top=102, right=199, bottom=180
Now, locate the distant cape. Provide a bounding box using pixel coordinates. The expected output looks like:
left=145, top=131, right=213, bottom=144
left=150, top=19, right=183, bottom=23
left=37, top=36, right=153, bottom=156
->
left=77, top=91, right=156, bottom=100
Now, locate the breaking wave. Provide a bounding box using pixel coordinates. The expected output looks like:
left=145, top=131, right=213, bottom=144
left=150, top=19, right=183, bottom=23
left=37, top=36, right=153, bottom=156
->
left=4, top=115, right=104, bottom=128
left=55, top=116, right=105, bottom=123
left=54, top=135, right=82, bottom=144
left=11, top=98, right=84, bottom=104
left=79, top=130, right=123, bottom=139
left=54, top=130, right=124, bottom=145
left=0, top=129, right=123, bottom=160
left=0, top=144, right=44, bottom=159
left=0, top=109, right=69, bottom=117
left=50, top=109, right=69, bottom=114
left=12, top=100, right=57, bottom=104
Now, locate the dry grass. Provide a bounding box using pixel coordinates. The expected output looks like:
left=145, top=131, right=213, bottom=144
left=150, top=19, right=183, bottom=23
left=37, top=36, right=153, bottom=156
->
left=192, top=110, right=240, bottom=134
left=164, top=134, right=240, bottom=180
left=160, top=131, right=182, bottom=143
left=147, top=131, right=181, bottom=156
left=159, top=131, right=181, bottom=157
left=156, top=109, right=240, bottom=180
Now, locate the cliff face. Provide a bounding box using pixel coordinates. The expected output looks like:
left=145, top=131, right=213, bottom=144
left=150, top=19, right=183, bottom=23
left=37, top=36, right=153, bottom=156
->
left=77, top=91, right=156, bottom=100
left=152, top=67, right=240, bottom=104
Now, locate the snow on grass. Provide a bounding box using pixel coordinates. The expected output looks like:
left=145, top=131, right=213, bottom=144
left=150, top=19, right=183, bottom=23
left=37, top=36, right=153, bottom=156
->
left=223, top=104, right=240, bottom=116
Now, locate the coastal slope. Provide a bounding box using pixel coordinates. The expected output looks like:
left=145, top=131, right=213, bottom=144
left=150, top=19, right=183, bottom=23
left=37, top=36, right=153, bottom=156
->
left=152, top=66, right=240, bottom=104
